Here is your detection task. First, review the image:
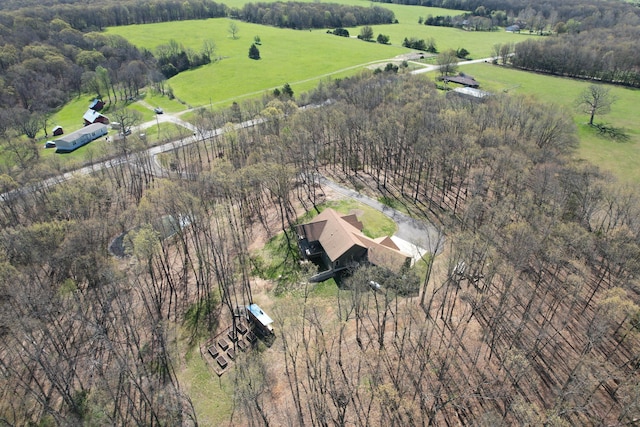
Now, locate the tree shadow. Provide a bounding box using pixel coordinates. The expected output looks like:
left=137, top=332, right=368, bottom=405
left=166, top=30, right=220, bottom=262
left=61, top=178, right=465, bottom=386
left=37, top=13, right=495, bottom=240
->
left=592, top=123, right=630, bottom=142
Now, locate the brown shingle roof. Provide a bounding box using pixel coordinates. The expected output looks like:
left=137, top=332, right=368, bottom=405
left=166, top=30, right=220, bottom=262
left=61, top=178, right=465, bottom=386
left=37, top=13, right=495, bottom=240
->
left=300, top=208, right=410, bottom=271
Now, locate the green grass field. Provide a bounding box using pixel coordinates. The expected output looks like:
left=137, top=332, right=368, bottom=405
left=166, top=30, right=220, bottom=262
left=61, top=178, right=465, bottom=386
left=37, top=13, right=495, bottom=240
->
left=453, top=63, right=640, bottom=183
left=178, top=344, right=234, bottom=425
left=105, top=4, right=535, bottom=108
left=108, top=18, right=409, bottom=107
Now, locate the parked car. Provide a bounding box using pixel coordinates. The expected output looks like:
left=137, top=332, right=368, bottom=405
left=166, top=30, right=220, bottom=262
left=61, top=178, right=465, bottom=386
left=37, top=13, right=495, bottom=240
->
left=368, top=280, right=381, bottom=291
left=154, top=107, right=163, bottom=114
left=44, top=140, right=56, bottom=149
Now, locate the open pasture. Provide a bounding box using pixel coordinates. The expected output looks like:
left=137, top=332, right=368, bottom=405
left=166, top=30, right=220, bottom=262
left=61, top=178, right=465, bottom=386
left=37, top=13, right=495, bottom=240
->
left=108, top=18, right=408, bottom=107
left=106, top=1, right=533, bottom=108
left=459, top=63, right=640, bottom=183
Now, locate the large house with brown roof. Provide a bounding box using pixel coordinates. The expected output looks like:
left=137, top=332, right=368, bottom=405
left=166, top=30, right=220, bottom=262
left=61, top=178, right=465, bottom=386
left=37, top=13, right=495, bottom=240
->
left=296, top=208, right=411, bottom=278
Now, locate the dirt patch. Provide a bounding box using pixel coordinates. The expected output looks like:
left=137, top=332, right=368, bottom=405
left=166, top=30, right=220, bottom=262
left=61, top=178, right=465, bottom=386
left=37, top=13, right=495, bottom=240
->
left=393, top=51, right=435, bottom=61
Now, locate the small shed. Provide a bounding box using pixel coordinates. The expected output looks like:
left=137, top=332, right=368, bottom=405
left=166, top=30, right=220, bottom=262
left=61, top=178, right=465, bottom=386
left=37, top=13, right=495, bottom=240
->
left=89, top=98, right=104, bottom=111
left=55, top=123, right=108, bottom=153
left=52, top=125, right=63, bottom=136
left=247, top=304, right=274, bottom=336
left=83, top=109, right=109, bottom=125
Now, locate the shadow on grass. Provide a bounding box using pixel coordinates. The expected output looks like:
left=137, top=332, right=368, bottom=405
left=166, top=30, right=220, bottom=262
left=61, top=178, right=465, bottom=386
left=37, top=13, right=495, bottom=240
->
left=183, top=294, right=221, bottom=347
left=592, top=122, right=630, bottom=142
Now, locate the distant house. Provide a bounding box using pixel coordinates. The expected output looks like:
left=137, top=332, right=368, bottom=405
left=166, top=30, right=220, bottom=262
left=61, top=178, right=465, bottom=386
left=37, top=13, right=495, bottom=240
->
left=505, top=25, right=520, bottom=33
left=89, top=98, right=104, bottom=111
left=55, top=123, right=108, bottom=153
left=52, top=126, right=63, bottom=136
left=83, top=109, right=109, bottom=125
left=296, top=208, right=411, bottom=278
left=443, top=74, right=480, bottom=88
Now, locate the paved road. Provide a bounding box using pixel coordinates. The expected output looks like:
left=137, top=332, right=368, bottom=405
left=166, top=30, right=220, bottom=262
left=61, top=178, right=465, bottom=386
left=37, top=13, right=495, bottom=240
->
left=317, top=176, right=444, bottom=255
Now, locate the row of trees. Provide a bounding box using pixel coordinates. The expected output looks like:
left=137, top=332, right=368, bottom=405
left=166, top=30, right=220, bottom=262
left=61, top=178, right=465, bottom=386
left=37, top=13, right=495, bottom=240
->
left=402, top=36, right=438, bottom=53
left=236, top=1, right=395, bottom=29
left=421, top=13, right=496, bottom=31
left=375, top=0, right=640, bottom=32
left=511, top=26, right=640, bottom=87
left=0, top=0, right=228, bottom=31
left=156, top=39, right=216, bottom=78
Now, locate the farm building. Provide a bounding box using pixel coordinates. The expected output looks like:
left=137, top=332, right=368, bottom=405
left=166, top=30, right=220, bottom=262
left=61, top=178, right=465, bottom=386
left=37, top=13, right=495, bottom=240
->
left=448, top=87, right=492, bottom=101
left=83, top=109, right=109, bottom=125
left=89, top=98, right=104, bottom=111
left=443, top=74, right=480, bottom=88
left=52, top=126, right=63, bottom=136
left=55, top=123, right=108, bottom=153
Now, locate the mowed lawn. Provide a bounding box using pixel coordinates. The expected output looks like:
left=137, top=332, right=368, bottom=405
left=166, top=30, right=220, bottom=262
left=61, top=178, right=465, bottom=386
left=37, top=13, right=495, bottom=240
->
left=107, top=19, right=410, bottom=107
left=106, top=3, right=534, bottom=108
left=457, top=63, right=640, bottom=184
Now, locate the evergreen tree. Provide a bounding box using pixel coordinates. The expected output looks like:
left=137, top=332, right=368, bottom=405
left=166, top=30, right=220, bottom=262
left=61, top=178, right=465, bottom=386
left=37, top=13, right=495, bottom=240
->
left=249, top=44, right=261, bottom=60
left=282, top=83, right=294, bottom=98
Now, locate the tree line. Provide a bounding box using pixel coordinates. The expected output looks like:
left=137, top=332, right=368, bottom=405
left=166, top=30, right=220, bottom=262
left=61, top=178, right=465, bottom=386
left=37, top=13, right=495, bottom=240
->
left=376, top=0, right=640, bottom=32
left=510, top=26, right=640, bottom=87
left=0, top=0, right=228, bottom=31
left=236, top=2, right=396, bottom=30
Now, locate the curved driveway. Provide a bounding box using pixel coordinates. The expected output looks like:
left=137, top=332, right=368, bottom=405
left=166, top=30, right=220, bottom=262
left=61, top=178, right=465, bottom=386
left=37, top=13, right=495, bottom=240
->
left=316, top=176, right=443, bottom=256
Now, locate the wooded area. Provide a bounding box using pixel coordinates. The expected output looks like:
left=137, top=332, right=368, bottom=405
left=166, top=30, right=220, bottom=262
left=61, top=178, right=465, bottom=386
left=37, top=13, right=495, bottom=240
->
left=1, top=69, right=639, bottom=425
left=510, top=26, right=640, bottom=87
left=236, top=2, right=396, bottom=29
left=375, top=0, right=639, bottom=32
left=1, top=0, right=640, bottom=425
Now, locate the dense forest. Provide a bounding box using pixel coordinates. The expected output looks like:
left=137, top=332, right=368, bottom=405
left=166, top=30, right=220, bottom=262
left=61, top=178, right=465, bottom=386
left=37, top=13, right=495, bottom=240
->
left=236, top=2, right=396, bottom=29
left=2, top=69, right=640, bottom=425
left=0, top=0, right=228, bottom=29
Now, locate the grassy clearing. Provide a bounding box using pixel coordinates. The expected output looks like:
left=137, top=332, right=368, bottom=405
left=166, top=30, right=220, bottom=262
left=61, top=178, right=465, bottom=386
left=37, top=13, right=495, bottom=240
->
left=108, top=19, right=408, bottom=107
left=144, top=90, right=191, bottom=114
left=453, top=63, right=640, bottom=183
left=310, top=278, right=340, bottom=298
left=178, top=343, right=234, bottom=426
left=106, top=5, right=534, bottom=108
left=321, top=199, right=397, bottom=237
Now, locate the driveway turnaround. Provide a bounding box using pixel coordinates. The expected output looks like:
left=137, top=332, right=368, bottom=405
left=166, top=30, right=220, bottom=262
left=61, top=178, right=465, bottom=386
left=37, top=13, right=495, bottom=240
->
left=317, top=175, right=444, bottom=256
